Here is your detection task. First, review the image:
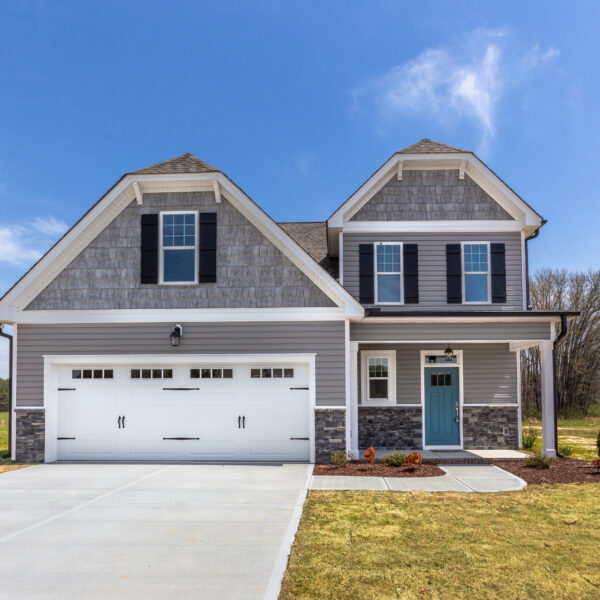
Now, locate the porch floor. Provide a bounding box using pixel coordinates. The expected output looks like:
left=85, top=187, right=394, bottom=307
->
left=360, top=449, right=528, bottom=465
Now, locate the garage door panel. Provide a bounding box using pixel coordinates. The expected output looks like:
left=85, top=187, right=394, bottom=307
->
left=59, top=439, right=119, bottom=459
left=56, top=361, right=311, bottom=462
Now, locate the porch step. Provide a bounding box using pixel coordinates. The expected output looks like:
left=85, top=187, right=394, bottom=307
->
left=423, top=456, right=493, bottom=465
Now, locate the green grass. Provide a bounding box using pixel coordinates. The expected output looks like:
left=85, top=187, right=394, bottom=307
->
left=523, top=414, right=600, bottom=459
left=281, top=485, right=600, bottom=600
left=0, top=411, right=7, bottom=456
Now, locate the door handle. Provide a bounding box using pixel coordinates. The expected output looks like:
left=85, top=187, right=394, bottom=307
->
left=122, top=415, right=125, bottom=428
left=238, top=415, right=241, bottom=429
left=243, top=415, right=246, bottom=429
left=118, top=416, right=122, bottom=429
left=455, top=402, right=460, bottom=423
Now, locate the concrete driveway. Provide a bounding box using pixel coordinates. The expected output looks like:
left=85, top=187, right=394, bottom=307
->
left=0, top=463, right=312, bottom=600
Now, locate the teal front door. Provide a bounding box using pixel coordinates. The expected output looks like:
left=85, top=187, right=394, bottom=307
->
left=425, top=367, right=460, bottom=446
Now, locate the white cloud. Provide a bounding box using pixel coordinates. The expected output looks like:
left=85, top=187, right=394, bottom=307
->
left=31, top=216, right=68, bottom=237
left=354, top=29, right=560, bottom=153
left=0, top=216, right=67, bottom=267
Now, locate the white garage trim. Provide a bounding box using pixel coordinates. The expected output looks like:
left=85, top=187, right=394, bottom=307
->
left=43, top=353, right=316, bottom=463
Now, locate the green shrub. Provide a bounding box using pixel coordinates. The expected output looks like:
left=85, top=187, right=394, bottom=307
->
left=383, top=452, right=406, bottom=466
left=525, top=452, right=554, bottom=470
left=522, top=427, right=538, bottom=450
left=558, top=444, right=574, bottom=457
left=330, top=450, right=351, bottom=467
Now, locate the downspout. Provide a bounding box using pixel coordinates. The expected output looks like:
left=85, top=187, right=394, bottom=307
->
left=553, top=314, right=568, bottom=457
left=524, top=221, right=546, bottom=310
left=0, top=324, right=13, bottom=460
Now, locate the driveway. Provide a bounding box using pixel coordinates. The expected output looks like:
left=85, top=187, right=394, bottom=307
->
left=0, top=463, right=312, bottom=600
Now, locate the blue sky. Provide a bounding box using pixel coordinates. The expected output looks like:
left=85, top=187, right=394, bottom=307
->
left=0, top=1, right=599, bottom=375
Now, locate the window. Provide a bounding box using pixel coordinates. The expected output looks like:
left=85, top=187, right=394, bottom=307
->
left=160, top=212, right=197, bottom=284
left=361, top=350, right=396, bottom=405
left=72, top=369, right=113, bottom=379
left=375, top=243, right=402, bottom=304
left=190, top=368, right=233, bottom=379
left=463, top=242, right=490, bottom=303
left=250, top=367, right=294, bottom=379
left=130, top=368, right=173, bottom=379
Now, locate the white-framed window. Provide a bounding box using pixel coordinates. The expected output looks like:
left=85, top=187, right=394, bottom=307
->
left=361, top=350, right=396, bottom=406
left=159, top=211, right=198, bottom=284
left=375, top=242, right=402, bottom=304
left=462, top=242, right=490, bottom=303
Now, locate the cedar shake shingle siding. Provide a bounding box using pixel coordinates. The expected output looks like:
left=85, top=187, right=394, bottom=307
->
left=350, top=170, right=513, bottom=221
left=26, top=191, right=335, bottom=310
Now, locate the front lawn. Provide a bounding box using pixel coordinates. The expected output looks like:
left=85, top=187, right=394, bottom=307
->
left=524, top=413, right=600, bottom=459
left=280, top=485, right=600, bottom=599
left=0, top=411, right=7, bottom=455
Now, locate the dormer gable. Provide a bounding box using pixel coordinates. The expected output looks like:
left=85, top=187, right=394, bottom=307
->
left=327, top=139, right=544, bottom=256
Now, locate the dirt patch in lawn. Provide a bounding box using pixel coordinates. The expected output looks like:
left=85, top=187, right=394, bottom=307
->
left=0, top=464, right=31, bottom=474
left=314, top=460, right=444, bottom=477
left=495, top=457, right=600, bottom=485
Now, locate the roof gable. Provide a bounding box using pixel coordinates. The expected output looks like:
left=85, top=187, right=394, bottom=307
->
left=0, top=159, right=363, bottom=320
left=327, top=139, right=544, bottom=237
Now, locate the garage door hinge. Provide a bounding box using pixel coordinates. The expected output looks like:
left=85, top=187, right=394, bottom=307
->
left=57, top=437, right=76, bottom=440
left=289, top=387, right=309, bottom=390
left=58, top=388, right=76, bottom=391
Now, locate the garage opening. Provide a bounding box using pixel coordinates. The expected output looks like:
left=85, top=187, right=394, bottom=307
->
left=54, top=360, right=311, bottom=462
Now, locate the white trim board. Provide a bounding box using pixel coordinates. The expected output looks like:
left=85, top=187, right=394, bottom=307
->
left=5, top=306, right=347, bottom=325
left=42, top=352, right=318, bottom=464
left=0, top=172, right=363, bottom=319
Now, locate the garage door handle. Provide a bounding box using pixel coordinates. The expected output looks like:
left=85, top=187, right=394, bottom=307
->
left=57, top=437, right=76, bottom=440
left=290, top=437, right=309, bottom=440
left=162, top=437, right=201, bottom=441
left=118, top=416, right=122, bottom=429
left=163, top=387, right=200, bottom=391
left=289, top=387, right=309, bottom=390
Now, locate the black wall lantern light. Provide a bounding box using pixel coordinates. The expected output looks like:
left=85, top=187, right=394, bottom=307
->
left=170, top=324, right=183, bottom=347
left=444, top=345, right=455, bottom=361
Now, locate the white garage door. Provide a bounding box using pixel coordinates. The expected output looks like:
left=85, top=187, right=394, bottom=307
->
left=56, top=361, right=310, bottom=462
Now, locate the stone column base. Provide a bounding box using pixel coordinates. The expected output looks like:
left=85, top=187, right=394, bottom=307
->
left=315, top=408, right=346, bottom=463
left=15, top=409, right=45, bottom=463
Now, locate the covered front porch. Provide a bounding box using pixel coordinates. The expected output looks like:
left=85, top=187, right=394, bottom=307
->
left=347, top=312, right=577, bottom=458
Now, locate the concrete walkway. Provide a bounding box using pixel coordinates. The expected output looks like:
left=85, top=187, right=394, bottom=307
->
left=0, top=463, right=312, bottom=600
left=310, top=464, right=527, bottom=492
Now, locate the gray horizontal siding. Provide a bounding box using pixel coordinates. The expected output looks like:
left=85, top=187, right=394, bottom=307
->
left=16, top=321, right=345, bottom=407
left=358, top=343, right=518, bottom=405
left=343, top=232, right=524, bottom=311
left=27, top=191, right=335, bottom=310
left=351, top=321, right=551, bottom=342
left=350, top=170, right=514, bottom=221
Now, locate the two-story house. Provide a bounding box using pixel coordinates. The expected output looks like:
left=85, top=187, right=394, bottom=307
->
left=0, top=139, right=575, bottom=463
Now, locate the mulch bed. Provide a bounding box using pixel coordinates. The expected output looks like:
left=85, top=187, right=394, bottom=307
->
left=495, top=458, right=600, bottom=485
left=313, top=460, right=445, bottom=478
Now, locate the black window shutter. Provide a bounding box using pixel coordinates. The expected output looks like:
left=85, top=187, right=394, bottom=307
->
left=199, top=212, right=217, bottom=283
left=446, top=244, right=462, bottom=304
left=490, top=243, right=507, bottom=303
left=140, top=214, right=159, bottom=284
left=359, top=244, right=374, bottom=303
left=403, top=244, right=419, bottom=304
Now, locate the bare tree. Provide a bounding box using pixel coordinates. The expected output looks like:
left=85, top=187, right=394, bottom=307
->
left=522, top=269, right=600, bottom=416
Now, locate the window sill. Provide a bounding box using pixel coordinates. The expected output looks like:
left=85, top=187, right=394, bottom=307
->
left=361, top=401, right=397, bottom=407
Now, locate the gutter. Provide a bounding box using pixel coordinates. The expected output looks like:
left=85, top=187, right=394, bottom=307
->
left=524, top=220, right=546, bottom=310
left=553, top=313, right=569, bottom=457
left=0, top=324, right=12, bottom=460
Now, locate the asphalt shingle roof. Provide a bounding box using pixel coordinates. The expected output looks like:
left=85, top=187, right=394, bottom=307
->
left=131, top=153, right=219, bottom=175
left=278, top=221, right=339, bottom=279
left=397, top=138, right=467, bottom=154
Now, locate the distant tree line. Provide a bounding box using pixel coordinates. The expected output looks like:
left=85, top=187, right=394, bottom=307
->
left=521, top=269, right=600, bottom=416
left=0, top=378, right=7, bottom=412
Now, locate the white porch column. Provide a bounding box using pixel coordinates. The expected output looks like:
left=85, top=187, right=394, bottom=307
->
left=540, top=340, right=557, bottom=457
left=349, top=341, right=359, bottom=458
